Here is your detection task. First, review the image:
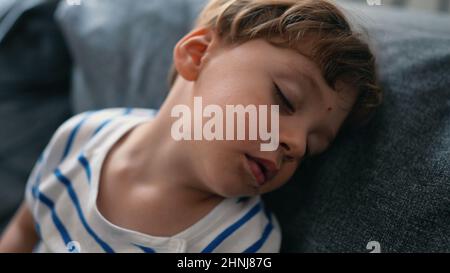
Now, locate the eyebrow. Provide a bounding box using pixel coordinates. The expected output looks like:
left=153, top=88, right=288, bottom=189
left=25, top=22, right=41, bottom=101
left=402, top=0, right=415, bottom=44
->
left=281, top=61, right=324, bottom=102
left=297, top=69, right=317, bottom=90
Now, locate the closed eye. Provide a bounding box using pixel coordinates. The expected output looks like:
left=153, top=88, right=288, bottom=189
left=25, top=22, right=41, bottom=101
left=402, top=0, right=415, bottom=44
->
left=274, top=83, right=295, bottom=113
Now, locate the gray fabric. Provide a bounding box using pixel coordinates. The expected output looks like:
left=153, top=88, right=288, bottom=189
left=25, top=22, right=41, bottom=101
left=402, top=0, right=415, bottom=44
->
left=265, top=3, right=450, bottom=252
left=2, top=0, right=447, bottom=252
left=57, top=0, right=450, bottom=252
left=0, top=0, right=48, bottom=42
left=0, top=0, right=72, bottom=231
left=56, top=0, right=206, bottom=113
left=0, top=0, right=16, bottom=21
left=58, top=0, right=450, bottom=116
left=340, top=0, right=450, bottom=35
left=345, top=0, right=450, bottom=13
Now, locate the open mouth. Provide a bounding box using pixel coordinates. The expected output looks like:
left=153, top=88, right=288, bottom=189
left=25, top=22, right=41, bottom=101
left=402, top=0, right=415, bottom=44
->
left=245, top=154, right=269, bottom=186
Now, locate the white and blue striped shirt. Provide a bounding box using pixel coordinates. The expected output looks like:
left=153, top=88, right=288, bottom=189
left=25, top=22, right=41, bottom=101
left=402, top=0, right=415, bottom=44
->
left=25, top=108, right=281, bottom=253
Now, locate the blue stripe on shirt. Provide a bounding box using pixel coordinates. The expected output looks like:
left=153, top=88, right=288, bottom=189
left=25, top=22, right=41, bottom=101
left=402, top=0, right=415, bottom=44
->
left=124, top=108, right=133, bottom=115
left=35, top=222, right=42, bottom=240
left=31, top=172, right=72, bottom=249
left=81, top=108, right=135, bottom=184
left=61, top=112, right=93, bottom=162
left=28, top=170, right=42, bottom=200
left=92, top=108, right=133, bottom=137
left=33, top=185, right=73, bottom=247
left=92, top=119, right=113, bottom=137
left=242, top=206, right=274, bottom=253
left=133, top=243, right=156, bottom=253
left=201, top=202, right=262, bottom=253
left=78, top=154, right=91, bottom=185
left=54, top=168, right=115, bottom=253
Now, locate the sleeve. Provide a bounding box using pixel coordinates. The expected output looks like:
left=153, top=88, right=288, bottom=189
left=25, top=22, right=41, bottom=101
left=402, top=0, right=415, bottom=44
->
left=23, top=108, right=152, bottom=214
left=24, top=111, right=92, bottom=212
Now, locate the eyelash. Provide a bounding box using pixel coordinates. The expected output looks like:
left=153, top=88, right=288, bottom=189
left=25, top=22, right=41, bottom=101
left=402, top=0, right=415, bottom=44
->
left=273, top=83, right=295, bottom=113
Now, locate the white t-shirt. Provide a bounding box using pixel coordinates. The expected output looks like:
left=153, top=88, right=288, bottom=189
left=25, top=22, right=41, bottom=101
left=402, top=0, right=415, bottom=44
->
left=25, top=108, right=281, bottom=253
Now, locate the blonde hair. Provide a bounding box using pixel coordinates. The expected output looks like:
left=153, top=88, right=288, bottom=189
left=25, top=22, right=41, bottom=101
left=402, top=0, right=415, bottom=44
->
left=168, top=0, right=382, bottom=129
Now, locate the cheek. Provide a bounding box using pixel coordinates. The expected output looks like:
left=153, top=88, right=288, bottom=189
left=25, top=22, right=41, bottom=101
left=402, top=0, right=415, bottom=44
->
left=196, top=66, right=271, bottom=107
left=210, top=150, right=276, bottom=196
left=199, top=146, right=244, bottom=178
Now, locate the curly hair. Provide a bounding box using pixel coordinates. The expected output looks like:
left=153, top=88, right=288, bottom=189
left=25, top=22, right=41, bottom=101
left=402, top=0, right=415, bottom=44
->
left=167, top=0, right=382, bottom=129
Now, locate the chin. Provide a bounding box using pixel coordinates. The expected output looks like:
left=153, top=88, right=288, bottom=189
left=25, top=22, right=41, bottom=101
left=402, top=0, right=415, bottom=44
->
left=208, top=174, right=259, bottom=198
left=202, top=150, right=259, bottom=197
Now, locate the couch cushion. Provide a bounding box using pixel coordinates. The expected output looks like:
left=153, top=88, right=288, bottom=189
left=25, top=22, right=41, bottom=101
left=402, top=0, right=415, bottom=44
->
left=56, top=0, right=206, bottom=112
left=56, top=0, right=450, bottom=252
left=0, top=0, right=72, bottom=231
left=264, top=3, right=450, bottom=252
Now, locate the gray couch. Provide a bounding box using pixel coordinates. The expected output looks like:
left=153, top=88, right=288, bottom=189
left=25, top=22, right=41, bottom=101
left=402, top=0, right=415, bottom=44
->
left=0, top=0, right=71, bottom=231
left=1, top=0, right=449, bottom=252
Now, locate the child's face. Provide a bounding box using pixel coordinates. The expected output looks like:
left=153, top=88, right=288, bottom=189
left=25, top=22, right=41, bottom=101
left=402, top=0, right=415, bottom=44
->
left=173, top=30, right=358, bottom=198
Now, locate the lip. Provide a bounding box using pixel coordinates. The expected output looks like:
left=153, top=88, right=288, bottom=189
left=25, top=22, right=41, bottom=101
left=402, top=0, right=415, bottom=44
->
left=245, top=154, right=279, bottom=186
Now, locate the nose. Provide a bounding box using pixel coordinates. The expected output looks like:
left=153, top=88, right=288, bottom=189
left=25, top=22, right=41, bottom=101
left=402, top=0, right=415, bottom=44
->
left=279, top=128, right=307, bottom=162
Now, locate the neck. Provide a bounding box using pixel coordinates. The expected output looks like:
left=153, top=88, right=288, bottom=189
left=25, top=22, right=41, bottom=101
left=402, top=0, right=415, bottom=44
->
left=118, top=78, right=222, bottom=206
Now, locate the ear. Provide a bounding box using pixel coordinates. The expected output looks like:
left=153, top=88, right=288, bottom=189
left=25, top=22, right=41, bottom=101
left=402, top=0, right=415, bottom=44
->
left=173, top=28, right=214, bottom=81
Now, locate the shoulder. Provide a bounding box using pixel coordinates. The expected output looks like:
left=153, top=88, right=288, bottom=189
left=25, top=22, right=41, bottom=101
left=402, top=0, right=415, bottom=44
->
left=41, top=108, right=156, bottom=165
left=24, top=108, right=157, bottom=206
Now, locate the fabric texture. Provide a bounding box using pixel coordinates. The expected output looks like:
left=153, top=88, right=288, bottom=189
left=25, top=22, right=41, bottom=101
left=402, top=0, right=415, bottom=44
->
left=0, top=0, right=449, bottom=252
left=26, top=108, right=281, bottom=253
left=264, top=3, right=450, bottom=252
left=56, top=0, right=450, bottom=252
left=56, top=0, right=206, bottom=112
left=0, top=0, right=72, bottom=231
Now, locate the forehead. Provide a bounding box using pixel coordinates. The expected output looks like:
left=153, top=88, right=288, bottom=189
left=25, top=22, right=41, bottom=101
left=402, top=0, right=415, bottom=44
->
left=228, top=39, right=323, bottom=85
left=239, top=40, right=357, bottom=102
left=219, top=38, right=358, bottom=105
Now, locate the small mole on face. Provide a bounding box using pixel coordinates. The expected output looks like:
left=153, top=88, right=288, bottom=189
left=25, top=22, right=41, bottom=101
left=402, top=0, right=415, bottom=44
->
left=327, top=107, right=332, bottom=111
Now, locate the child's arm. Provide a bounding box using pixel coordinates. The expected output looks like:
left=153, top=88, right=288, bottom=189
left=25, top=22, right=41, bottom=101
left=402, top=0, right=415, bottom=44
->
left=0, top=202, right=38, bottom=253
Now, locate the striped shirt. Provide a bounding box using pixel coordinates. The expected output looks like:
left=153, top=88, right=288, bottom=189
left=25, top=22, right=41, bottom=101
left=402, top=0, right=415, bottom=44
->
left=25, top=108, right=281, bottom=253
